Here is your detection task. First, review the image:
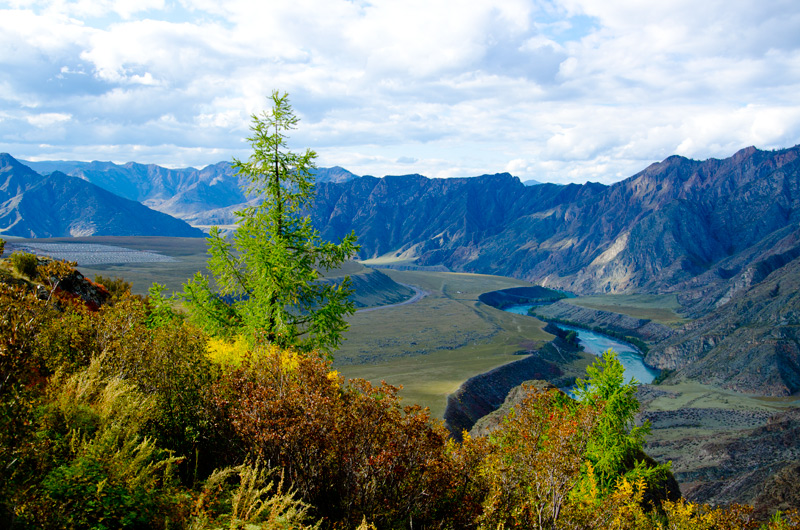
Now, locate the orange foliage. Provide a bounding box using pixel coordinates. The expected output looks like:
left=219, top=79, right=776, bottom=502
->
left=212, top=347, right=472, bottom=529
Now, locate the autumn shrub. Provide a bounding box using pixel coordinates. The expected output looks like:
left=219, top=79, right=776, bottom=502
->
left=95, top=294, right=224, bottom=484
left=478, top=386, right=602, bottom=528
left=33, top=303, right=101, bottom=375
left=211, top=344, right=464, bottom=529
left=0, top=285, right=55, bottom=525
left=653, top=503, right=800, bottom=530
left=13, top=361, right=187, bottom=529
left=477, top=351, right=676, bottom=529
left=190, top=461, right=320, bottom=530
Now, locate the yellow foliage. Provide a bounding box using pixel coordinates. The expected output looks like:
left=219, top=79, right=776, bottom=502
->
left=354, top=516, right=377, bottom=530
left=278, top=348, right=300, bottom=373
left=658, top=499, right=758, bottom=530
left=190, top=461, right=320, bottom=530
left=206, top=338, right=307, bottom=384
left=571, top=461, right=600, bottom=507
left=206, top=335, right=252, bottom=368
left=606, top=477, right=649, bottom=529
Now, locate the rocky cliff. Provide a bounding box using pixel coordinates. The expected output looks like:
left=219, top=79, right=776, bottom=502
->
left=443, top=336, right=584, bottom=439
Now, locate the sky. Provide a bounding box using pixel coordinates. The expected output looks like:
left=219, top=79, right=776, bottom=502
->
left=1, top=0, right=800, bottom=184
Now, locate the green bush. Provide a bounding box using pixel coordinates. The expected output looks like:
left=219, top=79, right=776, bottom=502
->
left=94, top=274, right=133, bottom=300
left=16, top=361, right=185, bottom=529
left=9, top=251, right=38, bottom=279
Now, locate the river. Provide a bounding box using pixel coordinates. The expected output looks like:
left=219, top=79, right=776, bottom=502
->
left=504, top=303, right=660, bottom=385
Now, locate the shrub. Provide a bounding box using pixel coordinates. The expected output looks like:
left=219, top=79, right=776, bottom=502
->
left=212, top=344, right=461, bottom=528
left=14, top=361, right=185, bottom=529
left=190, top=462, right=320, bottom=530
left=478, top=386, right=601, bottom=528
left=9, top=251, right=38, bottom=279
left=95, top=295, right=222, bottom=484
left=94, top=274, right=133, bottom=300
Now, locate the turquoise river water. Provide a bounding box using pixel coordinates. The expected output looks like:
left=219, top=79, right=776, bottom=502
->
left=504, top=304, right=660, bottom=385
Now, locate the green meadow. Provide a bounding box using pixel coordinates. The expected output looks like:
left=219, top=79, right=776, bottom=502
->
left=335, top=269, right=556, bottom=418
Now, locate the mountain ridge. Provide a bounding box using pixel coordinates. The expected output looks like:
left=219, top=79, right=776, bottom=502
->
left=0, top=154, right=204, bottom=238
left=21, top=158, right=360, bottom=226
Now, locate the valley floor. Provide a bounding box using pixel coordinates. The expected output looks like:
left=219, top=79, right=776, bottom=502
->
left=334, top=269, right=562, bottom=418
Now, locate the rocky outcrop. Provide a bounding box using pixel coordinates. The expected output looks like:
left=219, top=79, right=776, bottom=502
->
left=443, top=339, right=581, bottom=439
left=468, top=380, right=558, bottom=438
left=0, top=255, right=110, bottom=310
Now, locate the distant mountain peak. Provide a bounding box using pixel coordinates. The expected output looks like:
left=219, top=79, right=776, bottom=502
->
left=0, top=152, right=30, bottom=170
left=0, top=153, right=203, bottom=238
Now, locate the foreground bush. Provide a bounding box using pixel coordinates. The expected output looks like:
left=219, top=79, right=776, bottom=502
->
left=210, top=345, right=471, bottom=528
left=190, top=462, right=319, bottom=530
left=12, top=361, right=186, bottom=529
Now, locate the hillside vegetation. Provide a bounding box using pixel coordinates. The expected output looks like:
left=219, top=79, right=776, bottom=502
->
left=4, top=254, right=799, bottom=529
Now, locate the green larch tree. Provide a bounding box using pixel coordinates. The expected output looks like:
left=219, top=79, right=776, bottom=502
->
left=574, top=349, right=670, bottom=494
left=183, top=90, right=359, bottom=355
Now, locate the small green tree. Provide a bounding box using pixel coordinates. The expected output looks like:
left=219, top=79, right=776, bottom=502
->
left=183, top=91, right=359, bottom=355
left=574, top=349, right=669, bottom=494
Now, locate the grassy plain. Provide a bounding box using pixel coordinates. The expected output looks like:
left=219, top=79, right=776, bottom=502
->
left=564, top=293, right=689, bottom=327
left=335, top=269, right=555, bottom=418
left=6, top=236, right=393, bottom=297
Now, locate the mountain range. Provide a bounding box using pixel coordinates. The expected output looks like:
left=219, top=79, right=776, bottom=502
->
left=0, top=154, right=202, bottom=238
left=4, top=146, right=800, bottom=397
left=21, top=158, right=358, bottom=226
left=310, top=145, right=800, bottom=396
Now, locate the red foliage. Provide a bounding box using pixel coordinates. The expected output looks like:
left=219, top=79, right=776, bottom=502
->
left=211, top=348, right=477, bottom=528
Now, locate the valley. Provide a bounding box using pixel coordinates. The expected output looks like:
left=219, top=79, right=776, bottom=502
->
left=16, top=235, right=795, bottom=513
left=3, top=144, right=800, bottom=515
left=334, top=268, right=573, bottom=418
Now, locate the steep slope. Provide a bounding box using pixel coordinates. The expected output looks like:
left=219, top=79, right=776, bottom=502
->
left=22, top=159, right=359, bottom=226
left=312, top=173, right=604, bottom=263
left=0, top=154, right=203, bottom=238
left=313, top=146, right=800, bottom=301
left=647, top=237, right=800, bottom=396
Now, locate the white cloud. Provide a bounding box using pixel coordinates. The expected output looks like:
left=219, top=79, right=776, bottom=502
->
left=1, top=0, right=799, bottom=183
left=25, top=112, right=72, bottom=127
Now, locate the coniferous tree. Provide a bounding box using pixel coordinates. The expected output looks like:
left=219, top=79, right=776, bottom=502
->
left=183, top=91, right=359, bottom=354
